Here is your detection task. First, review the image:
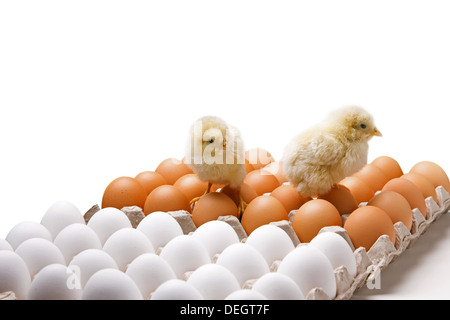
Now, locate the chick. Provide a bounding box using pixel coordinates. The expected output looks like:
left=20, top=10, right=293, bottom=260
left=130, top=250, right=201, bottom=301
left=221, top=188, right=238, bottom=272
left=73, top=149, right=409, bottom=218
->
left=186, top=115, right=247, bottom=217
left=282, top=106, right=382, bottom=198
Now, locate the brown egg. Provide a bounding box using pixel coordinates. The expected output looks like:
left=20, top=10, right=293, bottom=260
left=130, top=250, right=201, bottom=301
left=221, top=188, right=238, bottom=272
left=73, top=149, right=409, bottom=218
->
left=245, top=148, right=275, bottom=170
left=135, top=171, right=168, bottom=195
left=102, top=176, right=147, bottom=210
left=354, top=164, right=390, bottom=192
left=219, top=183, right=258, bottom=207
left=410, top=161, right=450, bottom=193
left=344, top=206, right=396, bottom=251
left=241, top=195, right=288, bottom=235
left=382, top=178, right=427, bottom=218
left=262, top=161, right=289, bottom=184
left=155, top=158, right=194, bottom=185
left=370, top=156, right=404, bottom=181
left=339, top=176, right=375, bottom=204
left=243, top=169, right=281, bottom=196
left=318, top=184, right=358, bottom=215
left=192, top=192, right=239, bottom=227
left=367, top=191, right=413, bottom=230
left=401, top=172, right=437, bottom=202
left=173, top=174, right=209, bottom=202
left=240, top=183, right=258, bottom=204
left=291, top=199, right=342, bottom=243
left=219, top=185, right=240, bottom=206
left=143, top=185, right=190, bottom=215
left=270, top=184, right=309, bottom=213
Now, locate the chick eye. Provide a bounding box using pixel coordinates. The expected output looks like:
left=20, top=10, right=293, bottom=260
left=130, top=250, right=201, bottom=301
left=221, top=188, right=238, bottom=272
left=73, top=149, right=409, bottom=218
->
left=208, top=138, right=214, bottom=143
left=360, top=124, right=367, bottom=129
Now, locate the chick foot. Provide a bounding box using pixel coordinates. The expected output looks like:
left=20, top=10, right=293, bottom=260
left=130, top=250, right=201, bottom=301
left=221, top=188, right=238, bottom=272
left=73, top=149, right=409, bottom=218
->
left=189, top=195, right=203, bottom=205
left=237, top=196, right=248, bottom=220
left=189, top=182, right=212, bottom=206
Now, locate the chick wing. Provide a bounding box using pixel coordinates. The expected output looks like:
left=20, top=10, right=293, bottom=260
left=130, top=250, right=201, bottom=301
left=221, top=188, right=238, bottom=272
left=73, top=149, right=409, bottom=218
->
left=304, top=133, right=346, bottom=166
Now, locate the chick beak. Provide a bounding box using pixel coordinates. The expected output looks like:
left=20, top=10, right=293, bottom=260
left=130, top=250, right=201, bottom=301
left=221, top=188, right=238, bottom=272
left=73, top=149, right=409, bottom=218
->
left=372, top=127, right=382, bottom=137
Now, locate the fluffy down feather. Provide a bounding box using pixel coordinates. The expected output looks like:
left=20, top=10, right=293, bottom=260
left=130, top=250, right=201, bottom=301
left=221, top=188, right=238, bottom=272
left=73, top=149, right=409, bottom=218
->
left=185, top=115, right=246, bottom=189
left=282, top=106, right=382, bottom=198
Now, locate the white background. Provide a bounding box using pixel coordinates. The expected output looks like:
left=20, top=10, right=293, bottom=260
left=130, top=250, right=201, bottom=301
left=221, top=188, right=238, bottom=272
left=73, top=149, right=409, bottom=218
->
left=1, top=1, right=449, bottom=298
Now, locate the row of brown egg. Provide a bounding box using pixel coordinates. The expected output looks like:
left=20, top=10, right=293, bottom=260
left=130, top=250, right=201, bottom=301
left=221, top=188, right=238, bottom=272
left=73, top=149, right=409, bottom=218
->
left=101, top=148, right=301, bottom=236
left=101, top=150, right=450, bottom=253
left=291, top=156, right=450, bottom=252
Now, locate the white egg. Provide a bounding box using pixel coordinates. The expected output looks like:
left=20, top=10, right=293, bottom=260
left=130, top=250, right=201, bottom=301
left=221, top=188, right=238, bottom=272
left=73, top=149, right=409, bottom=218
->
left=215, top=243, right=269, bottom=287
left=277, top=245, right=337, bottom=299
left=309, top=231, right=357, bottom=277
left=15, top=238, right=66, bottom=277
left=186, top=263, right=241, bottom=300
left=125, top=253, right=176, bottom=299
left=68, top=249, right=119, bottom=288
left=87, top=207, right=132, bottom=245
left=191, top=220, right=239, bottom=259
left=103, top=228, right=154, bottom=271
left=245, top=224, right=295, bottom=266
left=159, top=235, right=211, bottom=279
left=224, top=289, right=267, bottom=300
left=28, top=264, right=82, bottom=300
left=40, top=200, right=85, bottom=239
left=0, top=238, right=13, bottom=251
left=0, top=251, right=31, bottom=300
left=6, top=221, right=52, bottom=250
left=252, top=272, right=304, bottom=300
left=150, top=279, right=203, bottom=300
left=136, top=211, right=183, bottom=250
left=82, top=268, right=143, bottom=300
left=53, top=223, right=102, bottom=264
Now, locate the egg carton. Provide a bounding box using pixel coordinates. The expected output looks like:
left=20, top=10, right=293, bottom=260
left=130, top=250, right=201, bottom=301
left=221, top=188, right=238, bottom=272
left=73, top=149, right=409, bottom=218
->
left=299, top=185, right=450, bottom=300
left=150, top=211, right=371, bottom=300
left=359, top=186, right=450, bottom=290
left=3, top=186, right=448, bottom=300
left=81, top=203, right=369, bottom=300
left=81, top=185, right=450, bottom=300
left=155, top=185, right=450, bottom=300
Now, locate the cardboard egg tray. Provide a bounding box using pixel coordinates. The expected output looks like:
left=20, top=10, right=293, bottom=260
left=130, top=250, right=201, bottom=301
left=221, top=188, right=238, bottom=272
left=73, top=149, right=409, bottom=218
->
left=151, top=185, right=449, bottom=300
left=297, top=185, right=450, bottom=300
left=2, top=186, right=449, bottom=300
left=104, top=185, right=450, bottom=300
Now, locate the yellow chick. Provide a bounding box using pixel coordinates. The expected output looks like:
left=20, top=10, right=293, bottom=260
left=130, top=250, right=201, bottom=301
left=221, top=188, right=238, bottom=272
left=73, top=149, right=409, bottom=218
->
left=282, top=106, right=382, bottom=198
left=185, top=115, right=247, bottom=216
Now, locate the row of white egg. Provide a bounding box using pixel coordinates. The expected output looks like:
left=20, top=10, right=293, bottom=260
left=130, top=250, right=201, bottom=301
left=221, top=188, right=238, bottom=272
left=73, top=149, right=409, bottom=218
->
left=0, top=200, right=357, bottom=300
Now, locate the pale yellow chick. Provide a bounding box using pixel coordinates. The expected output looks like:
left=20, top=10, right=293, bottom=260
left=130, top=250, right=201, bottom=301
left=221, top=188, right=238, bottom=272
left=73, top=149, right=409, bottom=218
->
left=282, top=106, right=382, bottom=198
left=185, top=115, right=247, bottom=215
